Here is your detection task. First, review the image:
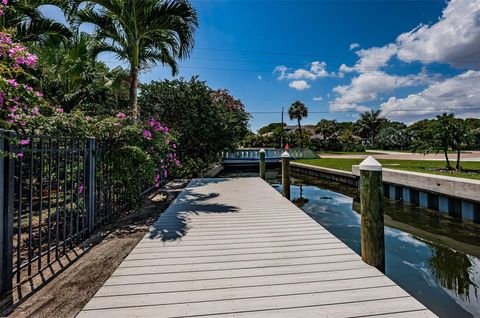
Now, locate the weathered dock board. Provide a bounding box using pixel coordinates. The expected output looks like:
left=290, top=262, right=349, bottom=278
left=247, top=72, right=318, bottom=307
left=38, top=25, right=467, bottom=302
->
left=78, top=178, right=436, bottom=318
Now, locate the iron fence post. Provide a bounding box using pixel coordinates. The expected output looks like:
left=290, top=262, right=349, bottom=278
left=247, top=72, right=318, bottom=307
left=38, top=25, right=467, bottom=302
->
left=0, top=129, right=14, bottom=304
left=86, top=138, right=96, bottom=233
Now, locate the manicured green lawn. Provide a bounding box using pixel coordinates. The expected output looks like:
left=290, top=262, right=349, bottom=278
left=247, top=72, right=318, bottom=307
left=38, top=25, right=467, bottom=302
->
left=297, top=158, right=480, bottom=180
left=317, top=151, right=382, bottom=155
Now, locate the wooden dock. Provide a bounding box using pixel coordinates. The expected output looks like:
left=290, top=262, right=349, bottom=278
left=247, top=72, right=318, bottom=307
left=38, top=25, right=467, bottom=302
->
left=78, top=178, right=436, bottom=318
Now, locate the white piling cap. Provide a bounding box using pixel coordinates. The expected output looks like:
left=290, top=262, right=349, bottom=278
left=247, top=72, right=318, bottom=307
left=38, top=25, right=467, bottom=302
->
left=359, top=156, right=382, bottom=171
left=259, top=148, right=266, bottom=153
left=281, top=151, right=291, bottom=158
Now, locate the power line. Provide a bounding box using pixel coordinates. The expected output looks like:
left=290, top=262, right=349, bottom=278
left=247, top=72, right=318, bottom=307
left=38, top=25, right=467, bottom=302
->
left=179, top=65, right=436, bottom=78
left=195, top=47, right=480, bottom=65
left=187, top=57, right=455, bottom=73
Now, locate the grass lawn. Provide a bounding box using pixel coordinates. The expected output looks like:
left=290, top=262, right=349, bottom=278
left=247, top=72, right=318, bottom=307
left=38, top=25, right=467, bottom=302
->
left=317, top=151, right=381, bottom=155
left=297, top=158, right=480, bottom=180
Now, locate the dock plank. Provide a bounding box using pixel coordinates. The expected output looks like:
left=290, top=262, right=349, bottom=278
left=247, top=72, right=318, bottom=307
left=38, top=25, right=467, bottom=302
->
left=78, top=178, right=436, bottom=318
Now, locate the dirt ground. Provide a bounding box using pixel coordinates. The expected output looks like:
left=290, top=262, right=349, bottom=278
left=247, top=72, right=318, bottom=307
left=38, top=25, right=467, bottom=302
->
left=3, top=180, right=188, bottom=318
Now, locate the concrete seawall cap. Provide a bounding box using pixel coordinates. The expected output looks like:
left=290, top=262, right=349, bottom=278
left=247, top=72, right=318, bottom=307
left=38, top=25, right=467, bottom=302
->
left=259, top=149, right=266, bottom=153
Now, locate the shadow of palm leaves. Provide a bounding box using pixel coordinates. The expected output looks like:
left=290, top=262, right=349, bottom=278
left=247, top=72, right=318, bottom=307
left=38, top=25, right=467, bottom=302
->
left=148, top=182, right=240, bottom=241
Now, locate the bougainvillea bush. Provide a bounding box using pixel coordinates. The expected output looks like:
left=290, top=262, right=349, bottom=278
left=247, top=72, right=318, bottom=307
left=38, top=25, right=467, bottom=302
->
left=0, top=29, right=50, bottom=132
left=29, top=110, right=179, bottom=205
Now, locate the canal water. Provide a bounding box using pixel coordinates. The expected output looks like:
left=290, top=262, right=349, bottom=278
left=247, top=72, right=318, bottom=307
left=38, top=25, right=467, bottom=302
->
left=219, top=167, right=480, bottom=317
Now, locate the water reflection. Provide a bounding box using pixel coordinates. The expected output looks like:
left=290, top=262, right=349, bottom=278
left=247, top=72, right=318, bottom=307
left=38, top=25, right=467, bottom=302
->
left=291, top=185, right=309, bottom=207
left=428, top=245, right=478, bottom=300
left=280, top=174, right=480, bottom=318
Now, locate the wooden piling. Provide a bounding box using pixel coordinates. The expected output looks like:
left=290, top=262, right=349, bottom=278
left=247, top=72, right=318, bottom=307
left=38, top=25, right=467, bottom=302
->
left=259, top=149, right=266, bottom=179
left=359, top=156, right=385, bottom=272
left=282, top=151, right=291, bottom=199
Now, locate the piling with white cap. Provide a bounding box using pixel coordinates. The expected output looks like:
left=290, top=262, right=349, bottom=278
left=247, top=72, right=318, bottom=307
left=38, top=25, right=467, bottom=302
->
left=359, top=156, right=385, bottom=272
left=259, top=149, right=266, bottom=179
left=281, top=151, right=291, bottom=199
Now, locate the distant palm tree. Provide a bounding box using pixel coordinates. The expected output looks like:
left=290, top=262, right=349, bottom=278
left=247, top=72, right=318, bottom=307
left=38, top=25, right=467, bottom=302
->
left=288, top=101, right=308, bottom=148
left=356, top=109, right=384, bottom=147
left=0, top=0, right=73, bottom=43
left=76, top=0, right=198, bottom=117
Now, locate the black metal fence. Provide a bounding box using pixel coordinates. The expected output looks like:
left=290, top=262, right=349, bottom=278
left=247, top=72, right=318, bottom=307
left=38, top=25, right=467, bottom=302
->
left=0, top=130, right=163, bottom=302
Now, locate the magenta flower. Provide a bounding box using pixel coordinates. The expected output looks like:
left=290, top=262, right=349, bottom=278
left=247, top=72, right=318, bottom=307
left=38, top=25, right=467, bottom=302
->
left=116, top=112, right=126, bottom=119
left=79, top=183, right=84, bottom=194
left=19, top=139, right=30, bottom=145
left=7, top=79, right=19, bottom=88
left=17, top=153, right=23, bottom=158
left=143, top=130, right=152, bottom=140
left=56, top=108, right=64, bottom=113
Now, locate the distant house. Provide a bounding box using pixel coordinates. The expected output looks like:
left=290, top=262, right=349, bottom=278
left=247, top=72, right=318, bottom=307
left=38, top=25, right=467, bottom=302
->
left=284, top=125, right=323, bottom=140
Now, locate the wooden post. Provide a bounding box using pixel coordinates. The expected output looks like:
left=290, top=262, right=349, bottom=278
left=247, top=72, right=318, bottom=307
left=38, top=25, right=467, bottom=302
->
left=281, top=151, right=291, bottom=199
left=259, top=149, right=266, bottom=179
left=359, top=156, right=385, bottom=272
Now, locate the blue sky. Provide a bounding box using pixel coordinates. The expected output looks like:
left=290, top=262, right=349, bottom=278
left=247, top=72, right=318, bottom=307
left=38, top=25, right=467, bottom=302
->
left=43, top=0, right=480, bottom=132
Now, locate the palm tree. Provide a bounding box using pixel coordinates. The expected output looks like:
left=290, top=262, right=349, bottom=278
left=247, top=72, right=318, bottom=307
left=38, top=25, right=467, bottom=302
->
left=288, top=101, right=308, bottom=148
left=76, top=0, right=198, bottom=117
left=0, top=0, right=73, bottom=43
left=356, top=109, right=384, bottom=147
left=35, top=32, right=130, bottom=112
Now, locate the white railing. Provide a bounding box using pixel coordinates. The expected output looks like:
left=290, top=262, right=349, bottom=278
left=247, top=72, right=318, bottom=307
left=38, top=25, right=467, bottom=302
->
left=222, top=148, right=318, bottom=160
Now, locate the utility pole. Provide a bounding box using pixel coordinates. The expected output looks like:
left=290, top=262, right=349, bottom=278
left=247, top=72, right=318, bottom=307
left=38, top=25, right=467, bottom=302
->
left=280, top=107, right=284, bottom=149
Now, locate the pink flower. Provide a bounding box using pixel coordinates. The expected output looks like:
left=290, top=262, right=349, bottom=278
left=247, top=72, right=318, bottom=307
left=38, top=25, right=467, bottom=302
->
left=114, top=122, right=121, bottom=126
left=17, top=153, right=23, bottom=158
left=56, top=108, right=64, bottom=113
left=19, top=139, right=30, bottom=145
left=7, top=79, right=19, bottom=88
left=79, top=183, right=84, bottom=194
left=172, top=143, right=177, bottom=149
left=2, top=0, right=8, bottom=5
left=116, top=112, right=126, bottom=119
left=35, top=91, right=43, bottom=97
left=143, top=130, right=152, bottom=140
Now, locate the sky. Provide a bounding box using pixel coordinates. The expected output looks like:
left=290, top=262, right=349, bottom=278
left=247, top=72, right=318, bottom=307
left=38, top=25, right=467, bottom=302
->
left=42, top=0, right=480, bottom=132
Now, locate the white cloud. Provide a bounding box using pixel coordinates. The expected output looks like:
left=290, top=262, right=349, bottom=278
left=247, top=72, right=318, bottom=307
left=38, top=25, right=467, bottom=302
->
left=313, top=96, right=323, bottom=101
left=330, top=71, right=429, bottom=112
left=339, top=44, right=398, bottom=74
left=350, top=42, right=360, bottom=50
left=274, top=61, right=333, bottom=80
left=380, top=70, right=480, bottom=121
left=257, top=75, right=262, bottom=80
left=289, top=80, right=311, bottom=90
left=396, top=0, right=480, bottom=68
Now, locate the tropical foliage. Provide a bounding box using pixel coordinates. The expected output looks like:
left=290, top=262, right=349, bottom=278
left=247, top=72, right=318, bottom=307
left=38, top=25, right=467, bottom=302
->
left=139, top=77, right=250, bottom=176
left=246, top=109, right=479, bottom=170
left=0, top=0, right=73, bottom=43
left=75, top=0, right=198, bottom=117
left=288, top=100, right=308, bottom=148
